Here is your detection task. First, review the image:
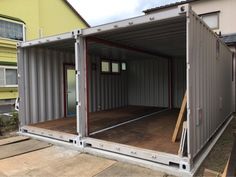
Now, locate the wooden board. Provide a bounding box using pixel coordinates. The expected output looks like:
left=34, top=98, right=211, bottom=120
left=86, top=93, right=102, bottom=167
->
left=31, top=106, right=164, bottom=134
left=223, top=132, right=236, bottom=177
left=0, top=139, right=51, bottom=160
left=91, top=109, right=180, bottom=154
left=221, top=160, right=229, bottom=177
left=89, top=106, right=164, bottom=133
left=0, top=136, right=30, bottom=146
left=172, top=92, right=187, bottom=142
left=0, top=146, right=116, bottom=177
left=203, top=169, right=221, bottom=177
left=95, top=162, right=166, bottom=177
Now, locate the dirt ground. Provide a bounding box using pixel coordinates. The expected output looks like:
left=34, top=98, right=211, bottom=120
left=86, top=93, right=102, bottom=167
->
left=196, top=117, right=236, bottom=176
left=0, top=131, right=17, bottom=140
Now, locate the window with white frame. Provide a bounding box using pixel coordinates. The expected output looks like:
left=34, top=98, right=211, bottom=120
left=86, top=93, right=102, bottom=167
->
left=0, top=18, right=24, bottom=41
left=100, top=60, right=126, bottom=74
left=0, top=66, right=18, bottom=87
left=111, top=62, right=120, bottom=73
left=101, top=60, right=110, bottom=73
left=121, top=62, right=127, bottom=71
left=200, top=12, right=220, bottom=30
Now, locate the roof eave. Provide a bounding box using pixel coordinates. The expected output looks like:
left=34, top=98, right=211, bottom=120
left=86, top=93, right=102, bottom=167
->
left=0, top=14, right=25, bottom=24
left=63, top=0, right=90, bottom=27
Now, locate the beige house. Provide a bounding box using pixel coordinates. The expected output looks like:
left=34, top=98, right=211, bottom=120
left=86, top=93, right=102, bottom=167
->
left=145, top=0, right=236, bottom=110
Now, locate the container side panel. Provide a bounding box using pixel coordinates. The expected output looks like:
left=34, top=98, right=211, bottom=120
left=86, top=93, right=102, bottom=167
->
left=172, top=58, right=186, bottom=108
left=128, top=58, right=168, bottom=107
left=188, top=12, right=232, bottom=158
left=24, top=49, right=31, bottom=124
left=78, top=36, right=88, bottom=137
left=45, top=49, right=53, bottom=121
left=38, top=48, right=46, bottom=122
left=21, top=47, right=75, bottom=125
left=29, top=48, right=39, bottom=123
left=18, top=48, right=26, bottom=126
left=88, top=56, right=128, bottom=112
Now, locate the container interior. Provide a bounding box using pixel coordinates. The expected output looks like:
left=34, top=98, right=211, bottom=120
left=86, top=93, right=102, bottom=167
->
left=20, top=38, right=79, bottom=138
left=86, top=16, right=187, bottom=154
left=20, top=15, right=187, bottom=154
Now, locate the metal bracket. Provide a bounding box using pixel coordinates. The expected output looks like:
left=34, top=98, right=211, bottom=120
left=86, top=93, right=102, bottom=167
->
left=75, top=70, right=81, bottom=75
left=16, top=42, right=22, bottom=47
left=75, top=136, right=86, bottom=147
left=178, top=4, right=190, bottom=14
left=73, top=29, right=81, bottom=39
left=180, top=160, right=191, bottom=171
left=76, top=101, right=81, bottom=106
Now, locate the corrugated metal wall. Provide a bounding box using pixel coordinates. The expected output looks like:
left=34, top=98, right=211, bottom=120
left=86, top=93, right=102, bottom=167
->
left=88, top=55, right=128, bottom=112
left=88, top=56, right=186, bottom=111
left=19, top=47, right=74, bottom=125
left=172, top=58, right=186, bottom=108
left=187, top=11, right=233, bottom=158
left=128, top=58, right=169, bottom=107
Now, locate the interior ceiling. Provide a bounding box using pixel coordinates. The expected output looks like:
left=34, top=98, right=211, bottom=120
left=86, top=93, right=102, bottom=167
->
left=88, top=42, right=163, bottom=60
left=39, top=38, right=75, bottom=52
left=88, top=16, right=186, bottom=59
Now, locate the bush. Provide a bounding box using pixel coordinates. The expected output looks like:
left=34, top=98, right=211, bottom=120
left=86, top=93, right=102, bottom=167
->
left=0, top=117, right=3, bottom=136
left=0, top=112, right=19, bottom=135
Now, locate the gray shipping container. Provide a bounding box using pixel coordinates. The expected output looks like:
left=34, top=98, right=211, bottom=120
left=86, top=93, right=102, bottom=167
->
left=17, top=4, right=234, bottom=176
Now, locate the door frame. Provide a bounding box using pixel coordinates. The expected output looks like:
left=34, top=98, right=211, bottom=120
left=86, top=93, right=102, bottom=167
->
left=63, top=63, right=75, bottom=117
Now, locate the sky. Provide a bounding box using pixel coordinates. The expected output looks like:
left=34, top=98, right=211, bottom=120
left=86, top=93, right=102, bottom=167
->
left=67, top=0, right=184, bottom=26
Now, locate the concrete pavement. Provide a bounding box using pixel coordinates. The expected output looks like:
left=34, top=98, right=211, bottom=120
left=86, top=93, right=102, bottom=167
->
left=0, top=144, right=171, bottom=177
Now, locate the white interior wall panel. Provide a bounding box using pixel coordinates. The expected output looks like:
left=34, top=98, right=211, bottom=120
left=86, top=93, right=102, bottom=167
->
left=172, top=58, right=186, bottom=108
left=187, top=11, right=233, bottom=158
left=128, top=58, right=169, bottom=107
left=89, top=55, right=128, bottom=112
left=20, top=47, right=74, bottom=125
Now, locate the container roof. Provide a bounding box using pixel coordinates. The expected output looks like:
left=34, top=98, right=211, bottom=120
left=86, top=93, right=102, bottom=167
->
left=19, top=31, right=76, bottom=51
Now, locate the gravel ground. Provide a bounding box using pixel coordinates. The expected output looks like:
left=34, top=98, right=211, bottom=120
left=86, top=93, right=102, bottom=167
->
left=196, top=116, right=236, bottom=176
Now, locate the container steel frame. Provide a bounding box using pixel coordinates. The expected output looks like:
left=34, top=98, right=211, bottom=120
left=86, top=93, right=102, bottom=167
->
left=17, top=4, right=233, bottom=177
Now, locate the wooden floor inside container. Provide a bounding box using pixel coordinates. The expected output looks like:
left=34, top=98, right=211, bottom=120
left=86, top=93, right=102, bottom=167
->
left=30, top=106, right=180, bottom=154
left=30, top=106, right=163, bottom=134
left=91, top=109, right=180, bottom=154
